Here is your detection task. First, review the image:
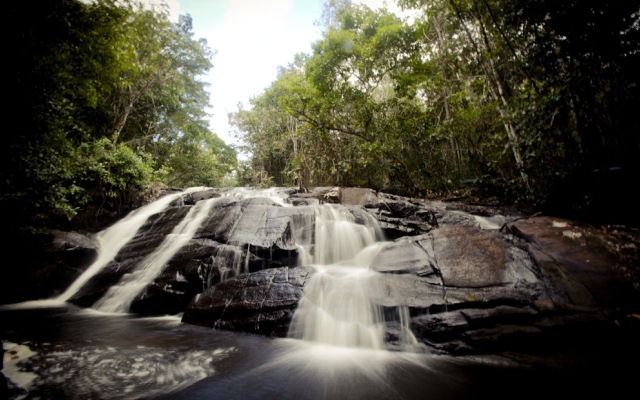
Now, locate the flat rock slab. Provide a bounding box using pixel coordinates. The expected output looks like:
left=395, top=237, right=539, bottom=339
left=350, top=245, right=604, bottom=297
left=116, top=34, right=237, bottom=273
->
left=506, top=216, right=640, bottom=310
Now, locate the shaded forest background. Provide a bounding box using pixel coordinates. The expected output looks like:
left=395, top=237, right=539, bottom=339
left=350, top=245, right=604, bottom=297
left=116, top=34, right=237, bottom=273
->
left=3, top=0, right=639, bottom=243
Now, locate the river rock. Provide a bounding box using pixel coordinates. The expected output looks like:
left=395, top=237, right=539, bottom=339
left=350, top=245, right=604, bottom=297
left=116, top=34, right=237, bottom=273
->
left=69, top=195, right=312, bottom=313
left=67, top=205, right=193, bottom=308
left=181, top=266, right=313, bottom=336
left=3, top=186, right=639, bottom=368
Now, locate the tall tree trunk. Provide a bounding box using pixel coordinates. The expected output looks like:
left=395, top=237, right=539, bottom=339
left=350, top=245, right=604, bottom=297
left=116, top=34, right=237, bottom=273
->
left=551, top=39, right=582, bottom=154
left=288, top=116, right=303, bottom=188
left=112, top=101, right=133, bottom=144
left=432, top=12, right=463, bottom=173
left=483, top=48, right=532, bottom=194
left=449, top=0, right=532, bottom=195
left=111, top=75, right=159, bottom=144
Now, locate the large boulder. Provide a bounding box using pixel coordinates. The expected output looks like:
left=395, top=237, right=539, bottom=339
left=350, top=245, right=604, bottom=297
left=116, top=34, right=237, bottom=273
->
left=5, top=186, right=638, bottom=368
left=505, top=216, right=640, bottom=309
left=69, top=194, right=314, bottom=314
left=181, top=266, right=312, bottom=336
left=68, top=204, right=193, bottom=308
left=397, top=216, right=640, bottom=365
left=182, top=189, right=639, bottom=366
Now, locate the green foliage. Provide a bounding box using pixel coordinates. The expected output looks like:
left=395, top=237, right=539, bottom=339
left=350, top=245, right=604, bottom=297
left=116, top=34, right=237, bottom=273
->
left=165, top=131, right=237, bottom=188
left=231, top=0, right=639, bottom=222
left=72, top=138, right=166, bottom=227
left=4, top=0, right=237, bottom=233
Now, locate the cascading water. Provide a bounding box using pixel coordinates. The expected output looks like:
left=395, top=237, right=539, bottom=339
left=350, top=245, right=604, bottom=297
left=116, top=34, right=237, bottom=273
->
left=93, top=188, right=294, bottom=313
left=287, top=204, right=392, bottom=350
left=311, top=205, right=381, bottom=265
left=2, top=187, right=615, bottom=400
left=221, top=186, right=292, bottom=207
left=55, top=188, right=207, bottom=303
left=52, top=186, right=416, bottom=350
left=56, top=187, right=292, bottom=312
left=205, top=245, right=246, bottom=283
left=93, top=197, right=218, bottom=313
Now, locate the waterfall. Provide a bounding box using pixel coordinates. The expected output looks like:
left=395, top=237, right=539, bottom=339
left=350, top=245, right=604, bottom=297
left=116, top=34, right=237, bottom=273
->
left=221, top=186, right=292, bottom=207
left=55, top=188, right=205, bottom=303
left=312, top=205, right=381, bottom=265
left=89, top=187, right=291, bottom=312
left=53, top=187, right=419, bottom=351
left=93, top=197, right=218, bottom=313
left=208, top=245, right=245, bottom=283
left=287, top=204, right=391, bottom=349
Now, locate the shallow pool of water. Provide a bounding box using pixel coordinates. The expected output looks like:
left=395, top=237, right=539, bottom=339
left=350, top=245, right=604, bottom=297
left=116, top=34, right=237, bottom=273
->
left=1, top=305, right=631, bottom=400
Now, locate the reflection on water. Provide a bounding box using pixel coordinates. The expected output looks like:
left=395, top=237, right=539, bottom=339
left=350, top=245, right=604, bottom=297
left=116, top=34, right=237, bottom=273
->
left=1, top=306, right=237, bottom=400
left=2, top=306, right=630, bottom=400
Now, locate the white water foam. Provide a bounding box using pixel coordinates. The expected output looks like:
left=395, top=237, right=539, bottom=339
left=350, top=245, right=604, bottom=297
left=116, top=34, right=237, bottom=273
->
left=2, top=341, right=38, bottom=397
left=2, top=340, right=234, bottom=400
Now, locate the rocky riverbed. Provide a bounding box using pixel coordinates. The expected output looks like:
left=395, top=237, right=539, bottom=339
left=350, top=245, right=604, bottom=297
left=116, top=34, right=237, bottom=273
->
left=3, top=186, right=639, bottom=370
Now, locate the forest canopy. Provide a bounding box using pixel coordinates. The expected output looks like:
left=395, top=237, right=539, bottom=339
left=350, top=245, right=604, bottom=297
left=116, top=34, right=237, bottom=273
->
left=3, top=0, right=639, bottom=237
left=231, top=0, right=639, bottom=225
left=4, top=0, right=237, bottom=233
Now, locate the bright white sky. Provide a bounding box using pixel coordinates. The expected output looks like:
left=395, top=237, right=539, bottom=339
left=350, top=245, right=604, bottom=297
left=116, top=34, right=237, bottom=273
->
left=141, top=0, right=400, bottom=149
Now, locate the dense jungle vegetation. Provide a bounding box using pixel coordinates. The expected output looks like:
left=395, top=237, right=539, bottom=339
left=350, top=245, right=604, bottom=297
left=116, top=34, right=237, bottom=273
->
left=231, top=0, right=640, bottom=225
left=5, top=0, right=237, bottom=234
left=3, top=0, right=639, bottom=240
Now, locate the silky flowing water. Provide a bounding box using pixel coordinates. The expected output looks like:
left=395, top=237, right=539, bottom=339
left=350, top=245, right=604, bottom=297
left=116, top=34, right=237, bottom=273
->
left=1, top=305, right=601, bottom=400
left=93, top=197, right=218, bottom=314
left=1, top=188, right=617, bottom=399
left=55, top=188, right=205, bottom=304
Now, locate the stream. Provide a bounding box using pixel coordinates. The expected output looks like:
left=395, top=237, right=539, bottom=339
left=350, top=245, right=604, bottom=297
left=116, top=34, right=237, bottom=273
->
left=1, top=187, right=628, bottom=399
left=2, top=302, right=593, bottom=400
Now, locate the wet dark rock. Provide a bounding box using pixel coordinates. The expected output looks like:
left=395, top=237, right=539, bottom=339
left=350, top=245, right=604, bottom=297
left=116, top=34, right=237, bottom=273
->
left=182, top=266, right=312, bottom=336
left=1, top=230, right=98, bottom=304
left=4, top=186, right=639, bottom=369
left=68, top=205, right=193, bottom=308
left=366, top=192, right=440, bottom=239
left=70, top=196, right=311, bottom=313
left=505, top=216, right=640, bottom=308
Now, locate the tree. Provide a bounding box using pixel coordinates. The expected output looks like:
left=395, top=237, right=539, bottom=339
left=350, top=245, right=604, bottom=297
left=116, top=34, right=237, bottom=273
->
left=232, top=0, right=639, bottom=222
left=3, top=0, right=236, bottom=234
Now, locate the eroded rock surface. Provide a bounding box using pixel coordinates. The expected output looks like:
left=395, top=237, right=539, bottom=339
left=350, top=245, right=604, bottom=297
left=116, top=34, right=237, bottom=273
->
left=182, top=266, right=312, bottom=336
left=6, top=186, right=639, bottom=368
